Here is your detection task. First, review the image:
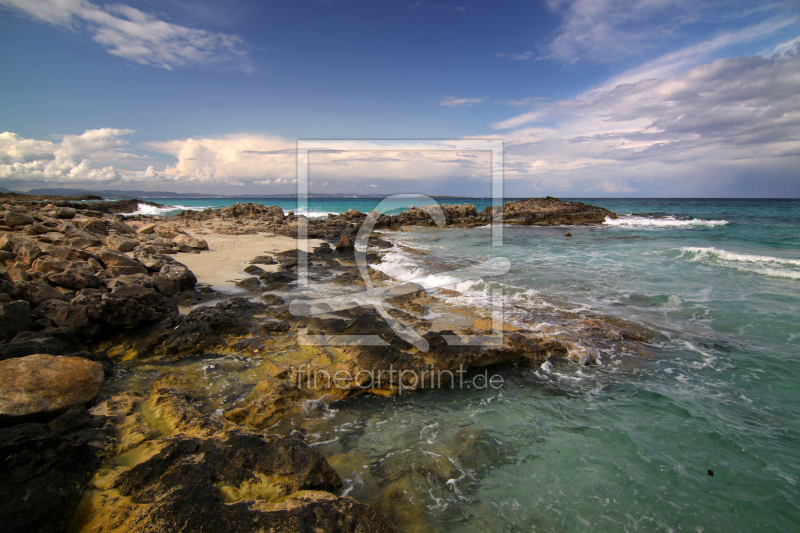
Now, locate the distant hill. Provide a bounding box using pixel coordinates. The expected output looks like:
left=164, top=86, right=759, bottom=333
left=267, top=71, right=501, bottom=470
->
left=0, top=186, right=15, bottom=193
left=21, top=187, right=479, bottom=200
left=24, top=188, right=220, bottom=198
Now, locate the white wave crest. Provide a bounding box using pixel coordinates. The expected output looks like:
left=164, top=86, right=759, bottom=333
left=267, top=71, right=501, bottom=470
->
left=679, top=247, right=800, bottom=280
left=122, top=203, right=209, bottom=216
left=604, top=215, right=728, bottom=228
left=369, top=251, right=480, bottom=292
left=292, top=208, right=338, bottom=219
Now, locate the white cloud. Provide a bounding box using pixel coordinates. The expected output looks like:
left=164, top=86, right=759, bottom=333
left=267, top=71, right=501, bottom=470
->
left=496, top=51, right=534, bottom=61
left=0, top=0, right=251, bottom=71
left=539, top=0, right=794, bottom=64
left=145, top=134, right=297, bottom=183
left=0, top=128, right=136, bottom=182
left=439, top=96, right=486, bottom=107
left=492, top=39, right=800, bottom=195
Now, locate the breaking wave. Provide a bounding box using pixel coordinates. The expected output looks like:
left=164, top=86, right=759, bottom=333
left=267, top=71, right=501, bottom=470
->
left=679, top=247, right=800, bottom=280
left=604, top=215, right=728, bottom=228
left=122, top=203, right=210, bottom=216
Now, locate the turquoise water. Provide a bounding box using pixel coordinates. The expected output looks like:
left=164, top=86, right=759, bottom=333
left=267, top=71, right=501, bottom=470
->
left=142, top=196, right=800, bottom=531
left=307, top=198, right=799, bottom=532
left=125, top=196, right=504, bottom=217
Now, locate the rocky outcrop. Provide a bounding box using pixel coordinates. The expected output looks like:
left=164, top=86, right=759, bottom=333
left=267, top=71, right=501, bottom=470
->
left=0, top=354, right=104, bottom=423
left=66, top=385, right=396, bottom=533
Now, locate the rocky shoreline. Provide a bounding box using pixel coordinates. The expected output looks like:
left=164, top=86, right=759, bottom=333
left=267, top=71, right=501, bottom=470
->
left=0, top=195, right=644, bottom=533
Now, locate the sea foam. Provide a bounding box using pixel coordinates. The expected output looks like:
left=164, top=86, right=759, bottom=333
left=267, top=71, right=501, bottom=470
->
left=679, top=247, right=800, bottom=279
left=122, top=203, right=210, bottom=216
left=604, top=215, right=728, bottom=228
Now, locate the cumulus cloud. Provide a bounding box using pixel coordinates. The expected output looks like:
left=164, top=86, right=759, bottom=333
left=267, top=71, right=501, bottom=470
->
left=145, top=134, right=297, bottom=184
left=439, top=96, right=486, bottom=107
left=492, top=39, right=800, bottom=195
left=0, top=128, right=139, bottom=183
left=0, top=0, right=251, bottom=71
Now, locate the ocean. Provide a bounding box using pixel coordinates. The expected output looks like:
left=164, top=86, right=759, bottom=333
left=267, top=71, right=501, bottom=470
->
left=138, top=197, right=800, bottom=531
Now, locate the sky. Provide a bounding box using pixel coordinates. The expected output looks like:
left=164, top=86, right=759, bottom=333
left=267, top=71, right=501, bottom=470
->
left=1, top=0, right=799, bottom=197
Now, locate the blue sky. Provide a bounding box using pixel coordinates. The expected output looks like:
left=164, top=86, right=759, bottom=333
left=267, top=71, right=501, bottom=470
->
left=1, top=0, right=799, bottom=197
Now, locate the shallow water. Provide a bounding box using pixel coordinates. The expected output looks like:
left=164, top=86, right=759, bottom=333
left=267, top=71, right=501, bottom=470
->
left=119, top=197, right=800, bottom=531
left=313, top=198, right=800, bottom=532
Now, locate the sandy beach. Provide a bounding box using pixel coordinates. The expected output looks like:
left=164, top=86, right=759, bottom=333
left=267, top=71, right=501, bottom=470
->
left=178, top=231, right=323, bottom=291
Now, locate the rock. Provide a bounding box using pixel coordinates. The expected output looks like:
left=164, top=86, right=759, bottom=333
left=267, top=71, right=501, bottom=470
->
left=19, top=280, right=66, bottom=304
left=105, top=219, right=137, bottom=234
left=250, top=255, right=276, bottom=265
left=15, top=239, right=43, bottom=265
left=105, top=234, right=138, bottom=252
left=0, top=354, right=104, bottom=423
left=335, top=234, right=355, bottom=252
left=261, top=293, right=285, bottom=306
left=99, top=247, right=141, bottom=268
left=0, top=408, right=113, bottom=533
left=104, top=273, right=154, bottom=290
left=50, top=206, right=77, bottom=219
left=235, top=277, right=261, bottom=291
left=158, top=262, right=196, bottom=290
left=0, top=300, right=32, bottom=340
left=133, top=244, right=175, bottom=270
left=32, top=300, right=93, bottom=332
left=31, top=255, right=71, bottom=274
left=565, top=232, right=573, bottom=237
left=173, top=233, right=209, bottom=250
left=99, top=248, right=148, bottom=276
left=0, top=332, right=71, bottom=361
left=137, top=223, right=157, bottom=234
left=76, top=285, right=178, bottom=327
left=243, top=264, right=266, bottom=276
left=3, top=211, right=35, bottom=227
left=47, top=267, right=100, bottom=289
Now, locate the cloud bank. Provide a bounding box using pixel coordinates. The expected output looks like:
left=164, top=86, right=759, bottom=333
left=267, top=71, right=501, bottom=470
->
left=491, top=38, right=800, bottom=195
left=0, top=0, right=251, bottom=71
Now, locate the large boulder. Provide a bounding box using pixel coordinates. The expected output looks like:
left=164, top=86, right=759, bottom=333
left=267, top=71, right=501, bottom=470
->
left=152, top=262, right=196, bottom=296
left=173, top=233, right=208, bottom=250
left=0, top=354, right=104, bottom=423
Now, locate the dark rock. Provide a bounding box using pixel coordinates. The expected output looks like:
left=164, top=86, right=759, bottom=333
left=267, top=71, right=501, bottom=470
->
left=0, top=300, right=32, bottom=341
left=250, top=255, right=276, bottom=265
left=0, top=408, right=113, bottom=533
left=243, top=264, right=266, bottom=276
left=19, top=280, right=66, bottom=304
left=75, top=285, right=178, bottom=327
left=47, top=267, right=100, bottom=289
left=235, top=277, right=261, bottom=291
left=0, top=332, right=71, bottom=361
left=261, top=293, right=285, bottom=306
